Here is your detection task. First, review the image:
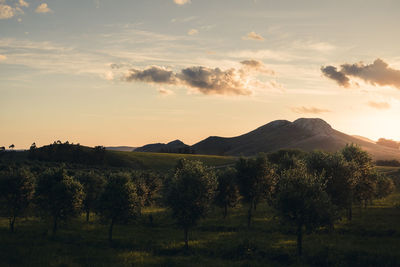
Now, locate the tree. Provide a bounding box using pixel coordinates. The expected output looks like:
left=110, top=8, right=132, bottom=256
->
left=0, top=167, right=35, bottom=232
left=9, top=144, right=15, bottom=150
left=273, top=164, right=336, bottom=256
left=34, top=167, right=84, bottom=235
left=375, top=174, right=395, bottom=199
left=214, top=168, right=240, bottom=218
left=164, top=159, right=217, bottom=249
left=76, top=171, right=106, bottom=222
left=306, top=151, right=355, bottom=222
left=236, top=155, right=277, bottom=227
left=97, top=173, right=139, bottom=243
left=341, top=144, right=375, bottom=217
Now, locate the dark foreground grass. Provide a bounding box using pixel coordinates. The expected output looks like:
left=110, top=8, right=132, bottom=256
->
left=1, top=193, right=400, bottom=267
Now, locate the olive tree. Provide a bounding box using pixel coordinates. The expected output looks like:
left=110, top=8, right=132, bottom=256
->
left=97, top=173, right=140, bottom=243
left=236, top=155, right=277, bottom=228
left=0, top=167, right=35, bottom=232
left=77, top=171, right=106, bottom=222
left=164, top=159, right=217, bottom=249
left=214, top=167, right=240, bottom=218
left=273, top=164, right=336, bottom=256
left=35, top=167, right=84, bottom=235
left=306, top=151, right=355, bottom=222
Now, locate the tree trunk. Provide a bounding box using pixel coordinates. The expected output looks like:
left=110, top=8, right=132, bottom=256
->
left=184, top=227, right=189, bottom=250
left=347, top=206, right=352, bottom=221
left=247, top=202, right=253, bottom=228
left=86, top=210, right=90, bottom=222
left=223, top=204, right=228, bottom=219
left=297, top=224, right=303, bottom=257
left=9, top=216, right=16, bottom=233
left=108, top=218, right=115, bottom=244
left=52, top=216, right=58, bottom=235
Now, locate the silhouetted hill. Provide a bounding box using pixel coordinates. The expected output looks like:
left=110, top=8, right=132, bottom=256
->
left=134, top=140, right=192, bottom=154
left=190, top=118, right=400, bottom=160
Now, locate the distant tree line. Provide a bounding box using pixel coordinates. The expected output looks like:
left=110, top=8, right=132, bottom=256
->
left=376, top=138, right=400, bottom=149
left=0, top=144, right=396, bottom=257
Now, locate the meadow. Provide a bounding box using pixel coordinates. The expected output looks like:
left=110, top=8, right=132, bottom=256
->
left=1, top=187, right=399, bottom=266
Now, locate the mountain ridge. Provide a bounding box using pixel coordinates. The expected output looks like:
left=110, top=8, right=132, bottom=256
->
left=137, top=118, right=400, bottom=160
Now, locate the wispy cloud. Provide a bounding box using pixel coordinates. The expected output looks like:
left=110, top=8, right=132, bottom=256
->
left=367, top=101, right=390, bottom=110
left=187, top=29, right=198, bottom=36
left=18, top=0, right=29, bottom=8
left=0, top=54, right=6, bottom=61
left=173, top=0, right=190, bottom=5
left=35, top=3, right=52, bottom=13
left=158, top=88, right=174, bottom=96
left=242, top=31, right=264, bottom=41
left=123, top=60, right=280, bottom=96
left=291, top=106, right=331, bottom=114
left=322, top=59, right=400, bottom=89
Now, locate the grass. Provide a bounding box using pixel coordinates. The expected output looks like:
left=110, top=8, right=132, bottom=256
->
left=1, top=192, right=400, bottom=267
left=106, top=151, right=237, bottom=171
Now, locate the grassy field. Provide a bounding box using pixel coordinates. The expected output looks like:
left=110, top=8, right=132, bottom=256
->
left=0, top=150, right=237, bottom=172
left=110, top=151, right=237, bottom=171
left=1, top=190, right=400, bottom=267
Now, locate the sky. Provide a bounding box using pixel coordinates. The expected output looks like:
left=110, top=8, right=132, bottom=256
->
left=1, top=0, right=400, bottom=149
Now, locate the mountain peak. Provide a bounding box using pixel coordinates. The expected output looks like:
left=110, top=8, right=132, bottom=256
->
left=293, top=118, right=333, bottom=135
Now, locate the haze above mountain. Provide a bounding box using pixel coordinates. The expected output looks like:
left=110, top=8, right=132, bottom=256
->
left=135, top=118, right=400, bottom=160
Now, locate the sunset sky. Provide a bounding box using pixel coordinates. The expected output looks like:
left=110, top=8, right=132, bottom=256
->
left=1, top=0, right=400, bottom=149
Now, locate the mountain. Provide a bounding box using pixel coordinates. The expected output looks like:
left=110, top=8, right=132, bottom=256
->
left=190, top=118, right=400, bottom=160
left=352, top=135, right=376, bottom=144
left=134, top=140, right=192, bottom=154
left=106, top=146, right=137, bottom=152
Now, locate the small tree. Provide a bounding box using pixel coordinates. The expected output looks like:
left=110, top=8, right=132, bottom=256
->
left=35, top=167, right=84, bottom=235
left=375, top=174, right=395, bottom=199
left=274, top=164, right=336, bottom=256
left=0, top=167, right=35, bottom=232
left=236, top=155, right=277, bottom=227
left=214, top=168, right=240, bottom=218
left=97, top=173, right=139, bottom=243
left=164, top=159, right=217, bottom=249
left=77, top=171, right=106, bottom=222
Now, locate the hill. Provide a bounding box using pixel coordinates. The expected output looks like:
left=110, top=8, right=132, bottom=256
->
left=0, top=143, right=235, bottom=171
left=190, top=118, right=400, bottom=160
left=134, top=140, right=192, bottom=154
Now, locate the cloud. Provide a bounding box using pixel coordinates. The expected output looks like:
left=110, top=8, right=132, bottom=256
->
left=367, top=101, right=390, bottom=110
left=0, top=54, right=6, bottom=61
left=0, top=4, right=15, bottom=19
left=291, top=106, right=331, bottom=114
left=240, top=59, right=275, bottom=75
left=18, top=0, right=29, bottom=8
left=123, top=60, right=280, bottom=96
left=322, top=59, right=400, bottom=89
left=187, top=29, right=198, bottom=36
left=125, top=66, right=178, bottom=84
left=321, top=65, right=350, bottom=88
left=158, top=88, right=174, bottom=96
left=173, top=0, right=190, bottom=5
left=242, top=31, right=264, bottom=41
left=35, top=3, right=52, bottom=13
